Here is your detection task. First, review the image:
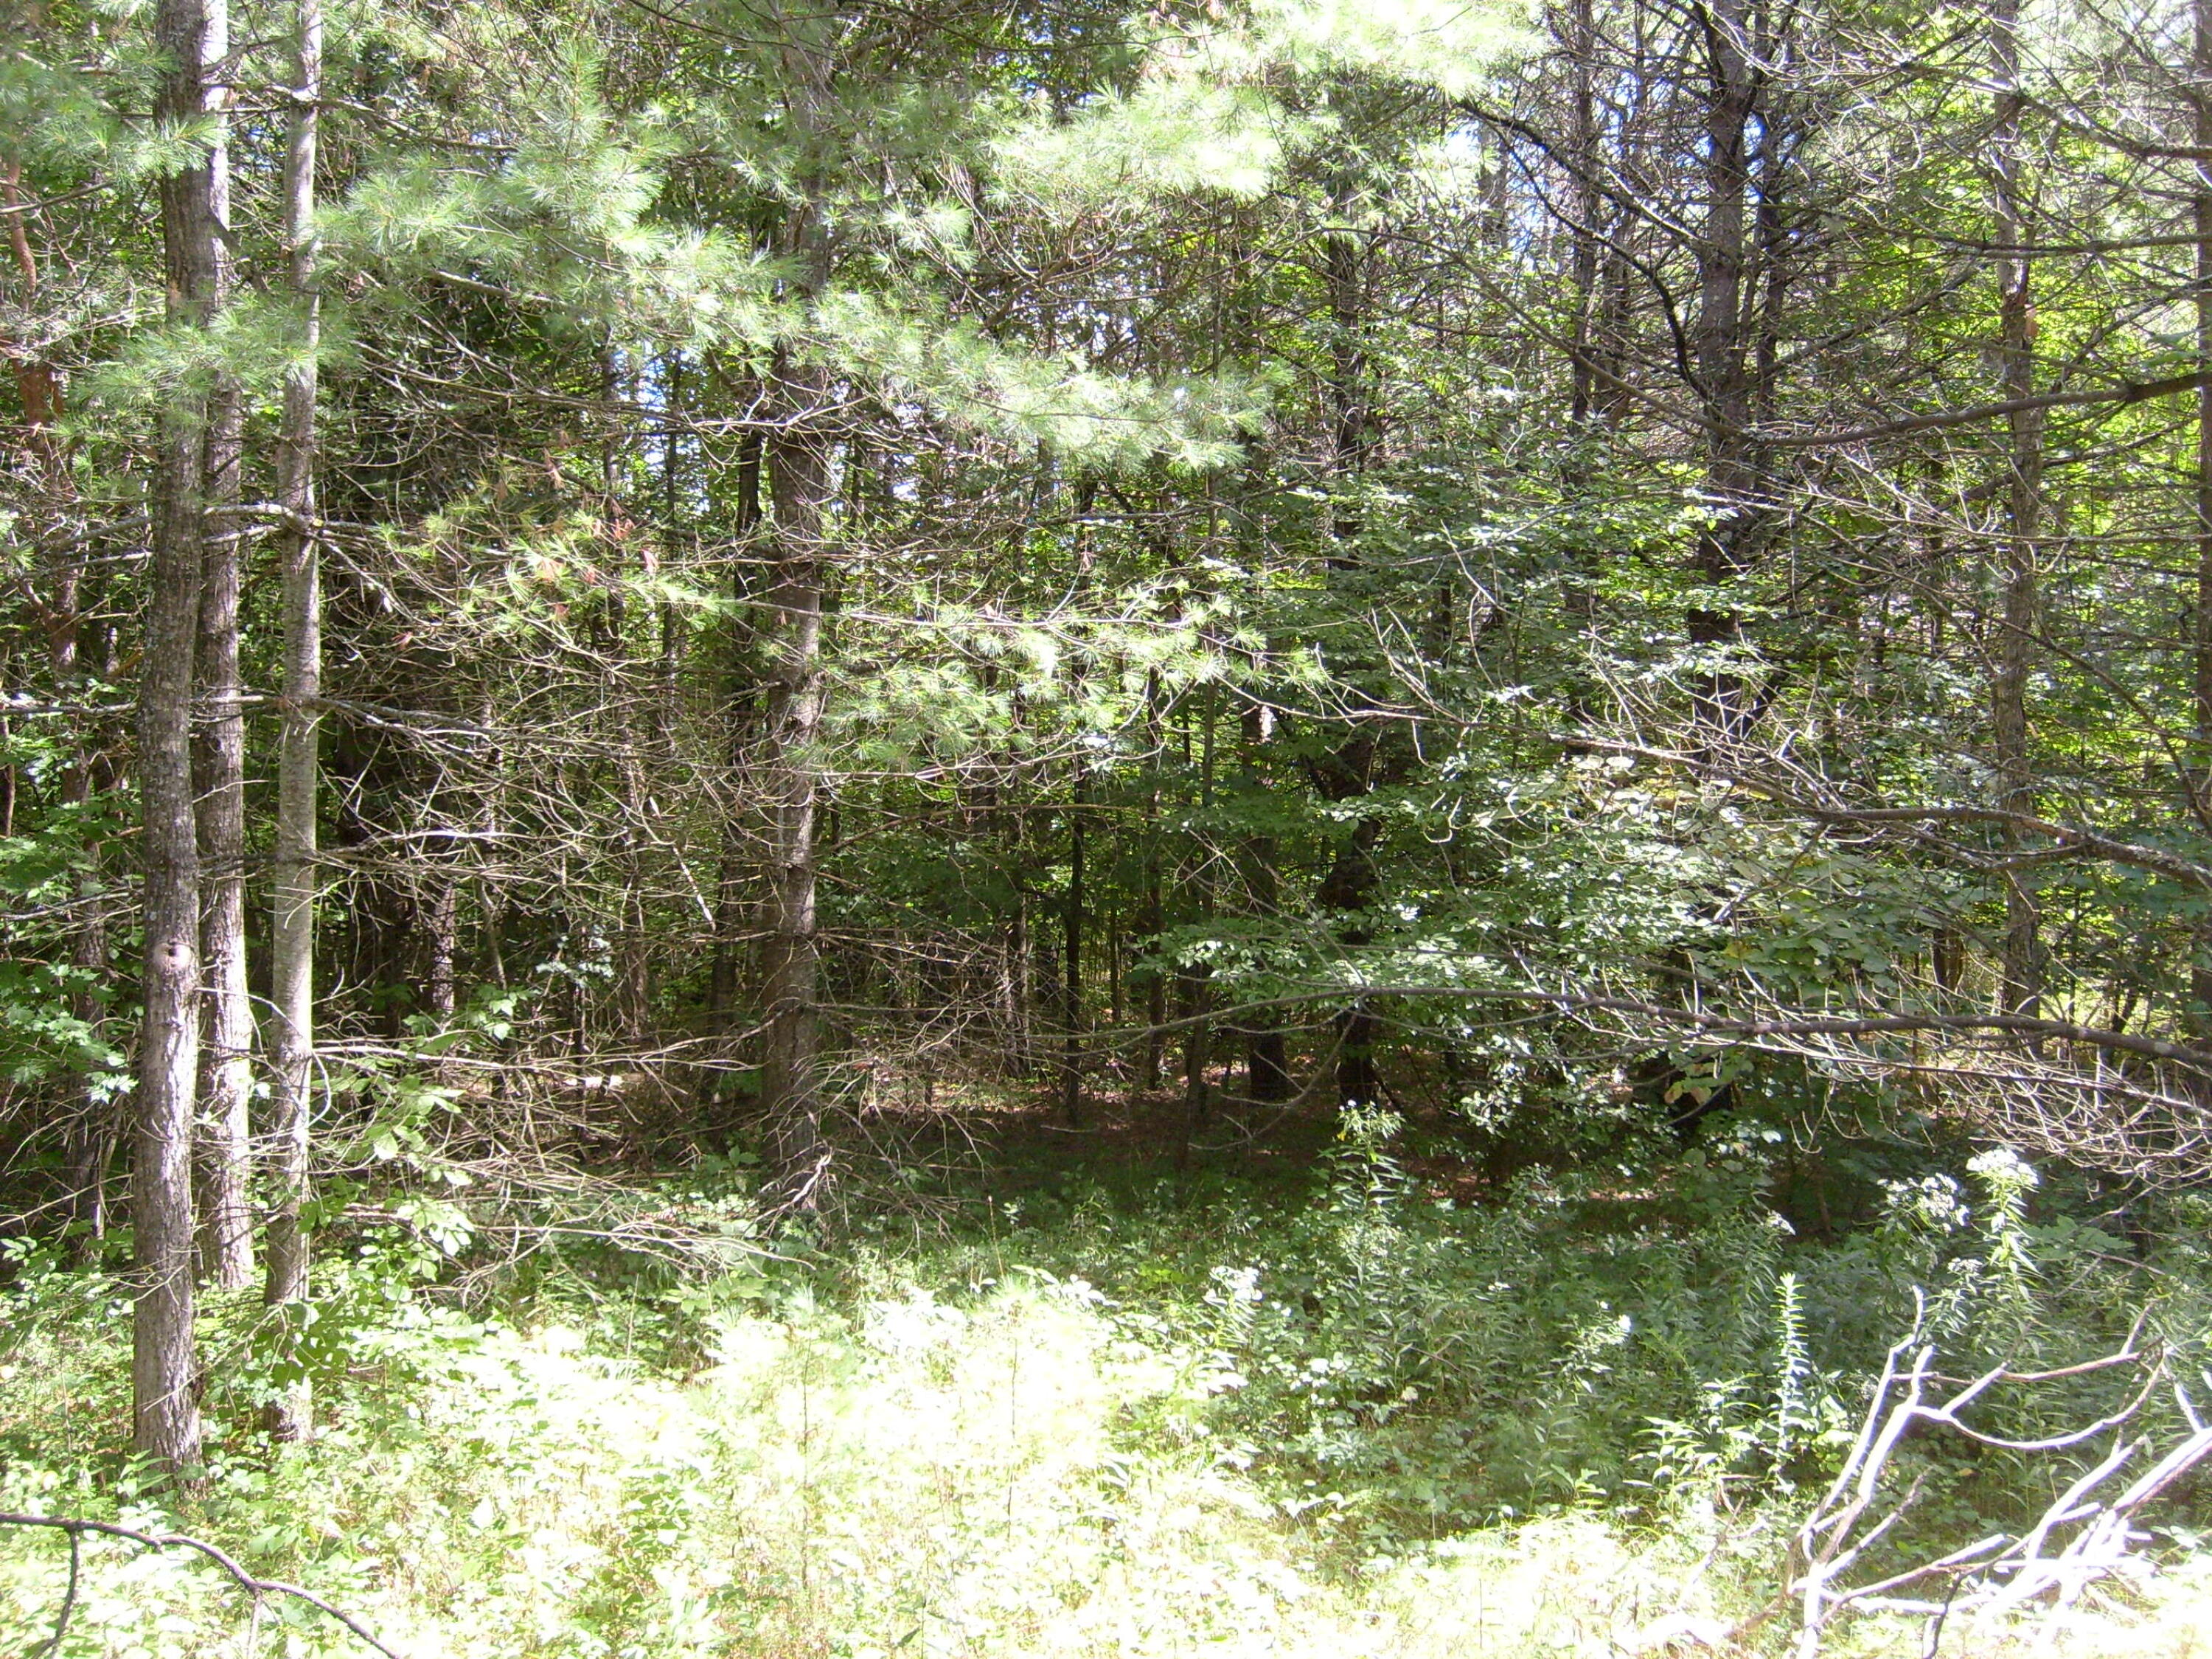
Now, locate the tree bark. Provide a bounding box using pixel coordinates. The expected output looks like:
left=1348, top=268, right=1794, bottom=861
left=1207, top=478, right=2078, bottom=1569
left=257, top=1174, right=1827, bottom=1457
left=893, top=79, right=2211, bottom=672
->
left=1686, top=0, right=1762, bottom=748
left=708, top=421, right=762, bottom=1045
left=1179, top=690, right=1219, bottom=1142
left=1237, top=699, right=1290, bottom=1103
left=758, top=338, right=832, bottom=1203
left=263, top=0, right=322, bottom=1444
left=425, top=877, right=459, bottom=1020
left=752, top=11, right=838, bottom=1206
left=1989, top=0, right=2043, bottom=1018
left=137, top=0, right=229, bottom=1480
left=1565, top=0, right=1603, bottom=427
left=2191, top=0, right=2212, bottom=1023
left=1317, top=184, right=1388, bottom=1110
left=193, top=370, right=251, bottom=1289
left=1060, top=768, right=1085, bottom=1127
left=1138, top=669, right=1166, bottom=1091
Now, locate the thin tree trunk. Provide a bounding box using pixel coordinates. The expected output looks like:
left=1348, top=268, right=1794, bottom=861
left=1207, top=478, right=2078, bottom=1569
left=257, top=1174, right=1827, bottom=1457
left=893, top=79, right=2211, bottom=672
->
left=754, top=15, right=838, bottom=1205
left=1687, top=0, right=1761, bottom=748
left=194, top=364, right=251, bottom=1289
left=1138, top=670, right=1165, bottom=1091
left=1179, top=970, right=1211, bottom=1162
left=1321, top=815, right=1383, bottom=1110
left=137, top=0, right=230, bottom=1480
left=1179, top=691, right=1219, bottom=1145
left=1060, top=768, right=1085, bottom=1127
left=709, top=422, right=762, bottom=1042
left=264, top=0, right=322, bottom=1444
left=758, top=339, right=832, bottom=1203
left=2191, top=0, right=2212, bottom=1023
left=1989, top=0, right=2042, bottom=1018
left=1005, top=892, right=1031, bottom=1077
left=425, top=877, right=458, bottom=1020
left=1565, top=0, right=1602, bottom=427
left=1238, top=689, right=1290, bottom=1102
left=1, top=166, right=60, bottom=439
left=1318, top=192, right=1387, bottom=1110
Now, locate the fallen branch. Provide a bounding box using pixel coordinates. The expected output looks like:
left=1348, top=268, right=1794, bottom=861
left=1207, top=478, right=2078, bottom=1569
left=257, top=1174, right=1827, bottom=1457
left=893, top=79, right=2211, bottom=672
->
left=0, top=1511, right=406, bottom=1659
left=1764, top=1302, right=2212, bottom=1658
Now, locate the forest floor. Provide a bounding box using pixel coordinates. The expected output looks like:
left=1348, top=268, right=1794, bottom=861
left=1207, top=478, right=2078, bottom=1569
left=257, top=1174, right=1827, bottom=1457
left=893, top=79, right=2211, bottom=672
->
left=6, top=1085, right=2212, bottom=1658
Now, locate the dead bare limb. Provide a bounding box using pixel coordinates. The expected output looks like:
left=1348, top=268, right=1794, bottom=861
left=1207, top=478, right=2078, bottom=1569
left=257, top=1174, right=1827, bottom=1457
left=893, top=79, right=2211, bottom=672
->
left=0, top=1511, right=406, bottom=1659
left=1767, top=1301, right=2212, bottom=1658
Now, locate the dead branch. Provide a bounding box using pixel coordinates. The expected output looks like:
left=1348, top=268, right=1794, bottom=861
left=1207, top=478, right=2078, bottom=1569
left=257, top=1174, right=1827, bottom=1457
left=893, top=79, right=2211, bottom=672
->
left=1765, top=1302, right=2212, bottom=1658
left=0, top=1511, right=407, bottom=1659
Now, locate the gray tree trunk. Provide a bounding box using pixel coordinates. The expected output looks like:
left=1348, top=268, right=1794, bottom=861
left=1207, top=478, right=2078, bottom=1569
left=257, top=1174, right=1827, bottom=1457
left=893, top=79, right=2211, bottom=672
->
left=2191, top=0, right=2212, bottom=1024
left=1686, top=0, right=1761, bottom=747
left=263, top=0, right=323, bottom=1444
left=1989, top=0, right=2043, bottom=1018
left=755, top=18, right=836, bottom=1206
left=137, top=0, right=231, bottom=1480
left=758, top=338, right=832, bottom=1204
left=194, top=354, right=252, bottom=1287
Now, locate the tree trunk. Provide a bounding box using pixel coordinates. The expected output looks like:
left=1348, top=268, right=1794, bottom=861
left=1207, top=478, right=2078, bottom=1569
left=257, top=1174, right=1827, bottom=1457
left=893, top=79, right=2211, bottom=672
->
left=751, top=17, right=838, bottom=1206
left=1238, top=704, right=1291, bottom=1102
left=1179, top=968, right=1211, bottom=1161
left=1138, top=670, right=1166, bottom=1091
left=1317, top=186, right=1389, bottom=1110
left=708, top=422, right=762, bottom=1046
left=425, top=877, right=459, bottom=1020
left=1179, top=692, right=1219, bottom=1139
left=264, top=0, right=322, bottom=1444
left=2191, top=0, right=2212, bottom=1023
left=1989, top=0, right=2042, bottom=1018
left=1565, top=0, right=1602, bottom=427
left=1686, top=0, right=1761, bottom=749
left=1060, top=768, right=1085, bottom=1127
left=1320, top=814, right=1383, bottom=1110
left=137, top=0, right=229, bottom=1480
left=757, top=342, right=832, bottom=1203
left=194, top=359, right=251, bottom=1288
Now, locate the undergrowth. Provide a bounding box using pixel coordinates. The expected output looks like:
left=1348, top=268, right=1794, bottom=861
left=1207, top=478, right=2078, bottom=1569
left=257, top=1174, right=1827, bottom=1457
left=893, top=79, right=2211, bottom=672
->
left=4, top=1116, right=2212, bottom=1658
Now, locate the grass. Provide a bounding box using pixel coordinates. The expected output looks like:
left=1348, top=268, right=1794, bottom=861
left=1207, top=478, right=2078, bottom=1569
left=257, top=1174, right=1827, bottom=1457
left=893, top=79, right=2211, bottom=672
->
left=5, top=1122, right=2212, bottom=1658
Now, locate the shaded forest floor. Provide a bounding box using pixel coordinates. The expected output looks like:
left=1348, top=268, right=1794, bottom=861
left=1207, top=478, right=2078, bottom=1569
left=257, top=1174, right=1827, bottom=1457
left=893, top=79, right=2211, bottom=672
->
left=7, top=1077, right=2212, bottom=1658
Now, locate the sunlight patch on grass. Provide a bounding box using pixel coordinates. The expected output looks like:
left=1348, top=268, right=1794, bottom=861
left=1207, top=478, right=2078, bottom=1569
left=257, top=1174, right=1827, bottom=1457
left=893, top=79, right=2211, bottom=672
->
left=7, top=1277, right=2212, bottom=1658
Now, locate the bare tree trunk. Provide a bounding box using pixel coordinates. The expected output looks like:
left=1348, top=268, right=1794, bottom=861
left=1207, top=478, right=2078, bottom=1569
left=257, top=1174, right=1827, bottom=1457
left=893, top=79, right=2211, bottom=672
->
left=2, top=161, right=65, bottom=444
left=1687, top=0, right=1761, bottom=748
left=758, top=341, right=832, bottom=1203
left=753, top=13, right=838, bottom=1206
left=425, top=877, right=459, bottom=1020
left=708, top=422, right=762, bottom=1045
left=1239, top=706, right=1293, bottom=1102
left=1565, top=0, right=1603, bottom=427
left=1179, top=691, right=1219, bottom=1140
left=1138, top=669, right=1165, bottom=1091
left=1317, top=189, right=1389, bottom=1111
left=1005, top=892, right=1032, bottom=1077
left=1179, top=970, right=1211, bottom=1161
left=263, top=0, right=322, bottom=1444
left=1989, top=0, right=2042, bottom=1018
left=137, top=0, right=229, bottom=1481
left=1321, top=813, right=1382, bottom=1110
left=194, top=306, right=251, bottom=1286
left=2191, top=0, right=2212, bottom=1023
left=1060, top=768, right=1085, bottom=1127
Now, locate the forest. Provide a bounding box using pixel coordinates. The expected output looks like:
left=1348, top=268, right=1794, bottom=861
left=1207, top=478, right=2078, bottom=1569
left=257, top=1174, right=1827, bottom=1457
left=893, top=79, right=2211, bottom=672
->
left=8, top=0, right=2212, bottom=1652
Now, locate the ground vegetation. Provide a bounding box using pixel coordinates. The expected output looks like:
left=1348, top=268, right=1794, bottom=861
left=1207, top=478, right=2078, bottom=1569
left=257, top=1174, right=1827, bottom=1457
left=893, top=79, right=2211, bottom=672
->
left=8, top=0, right=2212, bottom=1652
